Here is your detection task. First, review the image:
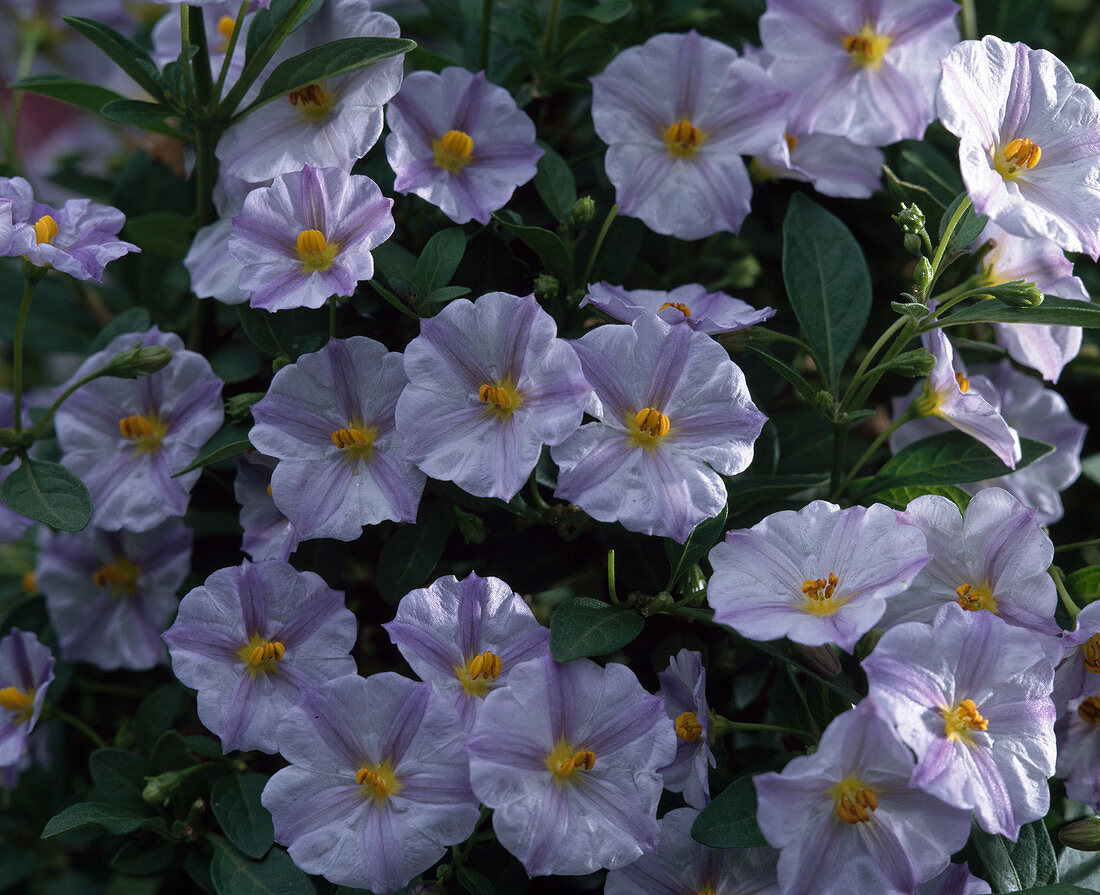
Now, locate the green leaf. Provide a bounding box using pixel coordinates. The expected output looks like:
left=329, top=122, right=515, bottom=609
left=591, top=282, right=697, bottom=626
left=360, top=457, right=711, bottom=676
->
left=9, top=74, right=126, bottom=113
left=209, top=837, right=314, bottom=895
left=211, top=343, right=262, bottom=385
left=666, top=505, right=727, bottom=588
left=174, top=424, right=252, bottom=477
left=415, top=228, right=466, bottom=295
left=533, top=144, right=577, bottom=221
left=549, top=597, right=644, bottom=662
left=971, top=819, right=1058, bottom=893
left=245, top=0, right=324, bottom=60
left=745, top=345, right=819, bottom=406
left=99, top=99, right=180, bottom=137
left=124, top=212, right=194, bottom=259
left=376, top=507, right=454, bottom=603
left=882, top=163, right=946, bottom=234
left=111, top=838, right=176, bottom=876
left=61, top=17, right=167, bottom=103
left=690, top=776, right=769, bottom=848
left=236, top=306, right=327, bottom=359
left=1, top=459, right=92, bottom=532
left=898, top=142, right=962, bottom=207
left=211, top=775, right=274, bottom=861
left=249, top=37, right=415, bottom=110
left=134, top=683, right=184, bottom=755
left=41, top=803, right=160, bottom=839
left=935, top=296, right=1100, bottom=329
left=493, top=215, right=573, bottom=286
left=457, top=867, right=495, bottom=895
left=781, top=193, right=872, bottom=392
left=724, top=474, right=830, bottom=515
left=89, top=749, right=157, bottom=812
left=869, top=483, right=972, bottom=513
left=1001, top=887, right=1098, bottom=895
left=938, top=191, right=988, bottom=251
left=1059, top=846, right=1100, bottom=892
left=854, top=433, right=1054, bottom=497
left=90, top=308, right=153, bottom=353
left=1067, top=566, right=1100, bottom=604
left=150, top=730, right=196, bottom=771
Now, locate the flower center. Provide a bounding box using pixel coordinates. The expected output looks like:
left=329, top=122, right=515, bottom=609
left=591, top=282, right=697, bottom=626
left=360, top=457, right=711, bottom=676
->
left=955, top=372, right=970, bottom=393
left=546, top=740, right=596, bottom=782
left=831, top=776, right=878, bottom=824
left=657, top=301, right=692, bottom=317
left=356, top=761, right=401, bottom=803
left=942, top=698, right=989, bottom=742
left=119, top=414, right=168, bottom=453
left=784, top=132, right=799, bottom=153
left=665, top=119, right=703, bottom=158
left=433, top=129, right=474, bottom=173
left=454, top=650, right=503, bottom=697
left=631, top=407, right=670, bottom=446
left=331, top=424, right=377, bottom=473
left=843, top=26, right=893, bottom=67
left=34, top=214, right=58, bottom=245
left=955, top=582, right=998, bottom=613
left=0, top=686, right=34, bottom=720
left=93, top=558, right=141, bottom=596
left=288, top=83, right=333, bottom=121
left=1078, top=696, right=1100, bottom=725
left=21, top=569, right=36, bottom=594
left=296, top=229, right=339, bottom=272
left=1084, top=634, right=1100, bottom=674
left=237, top=634, right=286, bottom=676
left=674, top=710, right=703, bottom=742
left=801, top=573, right=845, bottom=616
left=217, top=15, right=236, bottom=41
left=478, top=380, right=523, bottom=417
left=994, top=137, right=1042, bottom=179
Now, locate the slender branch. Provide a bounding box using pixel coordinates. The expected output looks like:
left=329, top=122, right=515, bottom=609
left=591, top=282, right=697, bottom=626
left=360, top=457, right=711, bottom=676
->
left=711, top=714, right=816, bottom=743
left=606, top=549, right=619, bottom=605
left=12, top=265, right=43, bottom=437
left=1055, top=537, right=1100, bottom=554
left=540, top=0, right=563, bottom=62
left=214, top=2, right=252, bottom=100
left=580, top=204, right=617, bottom=288
left=220, top=0, right=315, bottom=116
left=830, top=403, right=918, bottom=500
left=180, top=5, right=196, bottom=108
left=1051, top=565, right=1080, bottom=620
left=478, top=0, right=493, bottom=73
left=50, top=707, right=108, bottom=749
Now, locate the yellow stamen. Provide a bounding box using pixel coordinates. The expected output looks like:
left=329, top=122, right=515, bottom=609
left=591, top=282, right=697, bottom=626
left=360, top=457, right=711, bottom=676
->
left=331, top=424, right=377, bottom=473
left=355, top=761, right=401, bottom=803
left=296, top=228, right=339, bottom=272
left=546, top=740, right=595, bottom=782
left=247, top=640, right=286, bottom=666
left=955, top=582, right=998, bottom=614
left=468, top=650, right=502, bottom=681
left=93, top=559, right=141, bottom=596
left=287, top=83, right=333, bottom=120
left=455, top=651, right=503, bottom=697
left=801, top=573, right=845, bottom=616
left=266, top=483, right=273, bottom=498
left=632, top=407, right=671, bottom=443
left=784, top=132, right=799, bottom=154
left=955, top=372, right=970, bottom=393
left=217, top=15, right=236, bottom=41
left=665, top=119, right=703, bottom=158
left=34, top=214, right=58, bottom=245
left=1078, top=696, right=1100, bottom=725
left=1083, top=634, right=1100, bottom=674
left=118, top=414, right=168, bottom=453
left=831, top=776, right=878, bottom=824
left=843, top=25, right=893, bottom=67
left=995, top=137, right=1042, bottom=179
left=0, top=686, right=34, bottom=719
left=237, top=634, right=286, bottom=676
left=674, top=711, right=703, bottom=743
left=478, top=380, right=523, bottom=417
left=433, top=129, right=474, bottom=173
left=942, top=698, right=989, bottom=742
left=657, top=301, right=692, bottom=317
left=20, top=569, right=36, bottom=595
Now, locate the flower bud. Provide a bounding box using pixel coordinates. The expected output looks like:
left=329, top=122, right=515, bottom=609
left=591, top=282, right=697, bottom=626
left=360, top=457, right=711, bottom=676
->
left=985, top=279, right=1044, bottom=309
left=102, top=344, right=173, bottom=379
left=533, top=273, right=560, bottom=302
left=891, top=300, right=928, bottom=321
left=902, top=232, right=923, bottom=256
left=568, top=196, right=596, bottom=226
left=793, top=642, right=842, bottom=677
left=143, top=770, right=187, bottom=805
left=892, top=203, right=925, bottom=234
left=1060, top=816, right=1100, bottom=851
left=913, top=257, right=934, bottom=295
left=882, top=349, right=936, bottom=377
left=813, top=391, right=838, bottom=419
left=0, top=428, right=20, bottom=449
left=226, top=392, right=265, bottom=423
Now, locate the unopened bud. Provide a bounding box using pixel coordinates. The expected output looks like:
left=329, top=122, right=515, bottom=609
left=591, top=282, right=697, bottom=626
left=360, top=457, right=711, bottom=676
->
left=882, top=349, right=936, bottom=377
left=902, top=232, right=923, bottom=256
left=891, top=300, right=928, bottom=321
left=793, top=642, right=842, bottom=677
left=533, top=273, right=559, bottom=302
left=103, top=344, right=173, bottom=379
left=986, top=279, right=1044, bottom=309
left=225, top=392, right=265, bottom=423
left=0, top=428, right=20, bottom=449
left=142, top=770, right=186, bottom=805
left=813, top=391, right=837, bottom=418
left=1060, top=816, right=1100, bottom=851
left=913, top=257, right=933, bottom=294
left=892, top=203, right=925, bottom=234
left=568, top=196, right=596, bottom=226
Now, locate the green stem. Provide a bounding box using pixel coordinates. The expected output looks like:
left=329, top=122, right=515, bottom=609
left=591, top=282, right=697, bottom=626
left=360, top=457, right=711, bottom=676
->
left=960, top=0, right=978, bottom=40
left=180, top=6, right=197, bottom=108
left=917, top=288, right=998, bottom=332
left=220, top=0, right=314, bottom=116
left=1055, top=537, right=1100, bottom=554
left=214, top=2, right=251, bottom=100
left=478, top=0, right=493, bottom=73
left=540, top=0, right=563, bottom=62
left=27, top=369, right=109, bottom=441
left=753, top=328, right=817, bottom=356
left=830, top=424, right=848, bottom=498
left=193, top=119, right=218, bottom=226
left=1051, top=565, right=1080, bottom=620
left=846, top=319, right=918, bottom=413
left=12, top=265, right=43, bottom=437
left=580, top=204, right=617, bottom=287
left=926, top=196, right=972, bottom=294
left=0, top=27, right=40, bottom=180
left=50, top=707, right=108, bottom=749
left=711, top=715, right=816, bottom=743
left=607, top=549, right=619, bottom=605
left=841, top=316, right=908, bottom=411
left=831, top=403, right=918, bottom=500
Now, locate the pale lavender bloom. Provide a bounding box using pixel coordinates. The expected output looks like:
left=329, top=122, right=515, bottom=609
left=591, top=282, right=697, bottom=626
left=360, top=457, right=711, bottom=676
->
left=262, top=673, right=480, bottom=894
left=386, top=67, right=542, bottom=225
left=1055, top=693, right=1100, bottom=808
left=760, top=0, right=958, bottom=146
left=552, top=315, right=766, bottom=542
left=751, top=129, right=885, bottom=198
left=186, top=216, right=249, bottom=306
left=37, top=520, right=192, bottom=671
left=0, top=629, right=53, bottom=767
left=916, top=863, right=992, bottom=895
left=217, top=2, right=402, bottom=182
left=708, top=501, right=930, bottom=651
left=604, top=806, right=781, bottom=895
left=162, top=560, right=357, bottom=754
left=466, top=654, right=677, bottom=876
left=396, top=293, right=590, bottom=500
left=939, top=36, right=1100, bottom=258
left=590, top=31, right=788, bottom=239
left=0, top=393, right=33, bottom=544
left=581, top=282, right=775, bottom=334
left=250, top=337, right=425, bottom=541
left=229, top=165, right=394, bottom=311
left=878, top=488, right=1061, bottom=641
left=864, top=603, right=1057, bottom=838
left=975, top=221, right=1087, bottom=382
left=55, top=327, right=224, bottom=532
left=0, top=176, right=138, bottom=281
left=383, top=573, right=549, bottom=729
left=755, top=703, right=971, bottom=895
left=0, top=198, right=34, bottom=258
left=1052, top=601, right=1100, bottom=714
left=234, top=453, right=298, bottom=562
left=656, top=649, right=715, bottom=809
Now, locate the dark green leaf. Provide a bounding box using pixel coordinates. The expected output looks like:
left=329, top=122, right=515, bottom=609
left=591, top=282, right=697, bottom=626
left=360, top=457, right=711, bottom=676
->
left=372, top=241, right=419, bottom=286
left=0, top=843, right=37, bottom=889
left=690, top=776, right=768, bottom=848
left=211, top=343, right=262, bottom=384
left=406, top=46, right=458, bottom=73
left=61, top=17, right=167, bottom=102
left=869, top=484, right=972, bottom=513
left=174, top=424, right=252, bottom=477
left=971, top=819, right=1058, bottom=893
left=249, top=37, right=415, bottom=110
left=89, top=749, right=157, bottom=812
left=90, top=308, right=153, bottom=353
left=882, top=163, right=946, bottom=234
left=236, top=306, right=327, bottom=359
left=1058, top=846, right=1100, bottom=891
left=422, top=285, right=471, bottom=314
left=938, top=192, right=988, bottom=251
left=150, top=730, right=195, bottom=772
left=724, top=474, right=830, bottom=514
left=898, top=142, right=962, bottom=207
left=41, top=803, right=160, bottom=839
left=1001, top=887, right=1097, bottom=895
left=212, top=775, right=274, bottom=861
left=245, top=0, right=324, bottom=60
left=376, top=508, right=454, bottom=603
left=9, top=74, right=125, bottom=113
left=549, top=597, right=644, bottom=662
left=569, top=0, right=631, bottom=22
left=533, top=144, right=577, bottom=221
left=124, top=213, right=194, bottom=259
left=781, top=194, right=872, bottom=392
left=745, top=345, right=819, bottom=406
left=457, top=867, right=495, bottom=895
left=99, top=100, right=180, bottom=137
left=1, top=459, right=92, bottom=532
left=493, top=215, right=572, bottom=286
left=111, top=838, right=176, bottom=876
left=208, top=837, right=314, bottom=895
left=134, top=683, right=185, bottom=755
left=935, top=296, right=1100, bottom=329
left=1067, top=566, right=1100, bottom=604
left=666, top=506, right=727, bottom=588
left=415, top=228, right=466, bottom=295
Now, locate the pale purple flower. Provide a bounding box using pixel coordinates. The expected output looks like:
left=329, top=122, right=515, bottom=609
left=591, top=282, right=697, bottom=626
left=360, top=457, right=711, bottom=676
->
left=751, top=129, right=885, bottom=198
left=396, top=292, right=590, bottom=500
left=755, top=703, right=972, bottom=895
left=1055, top=693, right=1100, bottom=808
left=262, top=673, right=480, bottom=894
left=55, top=327, right=224, bottom=533
left=229, top=165, right=394, bottom=311
left=0, top=198, right=34, bottom=258
left=466, top=654, right=677, bottom=876
left=161, top=560, right=357, bottom=753
left=249, top=337, right=425, bottom=541
left=974, top=220, right=1087, bottom=382
left=386, top=67, right=542, bottom=225
left=708, top=501, right=930, bottom=651
left=234, top=453, right=299, bottom=562
left=0, top=176, right=138, bottom=280
left=604, top=806, right=781, bottom=895
left=590, top=31, right=788, bottom=239
left=0, top=629, right=54, bottom=767
left=863, top=603, right=1057, bottom=838
left=760, top=0, right=958, bottom=146
left=916, top=863, right=992, bottom=895
left=552, top=315, right=766, bottom=542
left=383, top=573, right=549, bottom=729
left=186, top=216, right=249, bottom=306
left=37, top=519, right=192, bottom=671
left=1052, top=601, right=1100, bottom=714
left=656, top=649, right=715, bottom=809
left=878, top=488, right=1060, bottom=643
left=938, top=35, right=1100, bottom=259
left=581, top=282, right=775, bottom=334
